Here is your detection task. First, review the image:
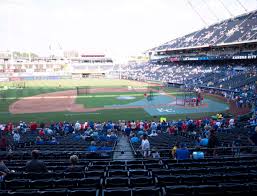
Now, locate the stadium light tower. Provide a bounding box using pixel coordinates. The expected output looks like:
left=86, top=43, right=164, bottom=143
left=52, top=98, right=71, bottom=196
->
left=218, top=0, right=234, bottom=17
left=202, top=0, right=220, bottom=22
left=187, top=0, right=208, bottom=26
left=236, top=0, right=248, bottom=12
left=49, top=41, right=63, bottom=58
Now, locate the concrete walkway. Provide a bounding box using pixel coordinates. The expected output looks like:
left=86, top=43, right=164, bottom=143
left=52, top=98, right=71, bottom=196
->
left=113, top=136, right=135, bottom=160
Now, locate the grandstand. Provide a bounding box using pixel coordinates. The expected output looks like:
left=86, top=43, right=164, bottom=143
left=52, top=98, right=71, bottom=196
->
left=70, top=54, right=114, bottom=79
left=0, top=52, right=115, bottom=80
left=0, top=1, right=257, bottom=196
left=124, top=9, right=257, bottom=121
left=153, top=10, right=257, bottom=51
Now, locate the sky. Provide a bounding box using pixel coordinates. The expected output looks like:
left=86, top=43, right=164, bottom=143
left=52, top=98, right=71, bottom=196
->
left=0, top=0, right=257, bottom=62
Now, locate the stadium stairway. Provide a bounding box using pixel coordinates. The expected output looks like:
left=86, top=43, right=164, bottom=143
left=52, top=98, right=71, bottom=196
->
left=113, top=136, right=135, bottom=160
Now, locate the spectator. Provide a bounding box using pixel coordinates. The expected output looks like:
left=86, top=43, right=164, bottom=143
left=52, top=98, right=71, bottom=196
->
left=87, top=141, right=97, bottom=152
left=170, top=142, right=179, bottom=159
left=229, top=118, right=235, bottom=128
left=124, top=125, right=131, bottom=136
left=176, top=143, right=190, bottom=160
left=168, top=125, right=176, bottom=135
left=151, top=147, right=160, bottom=159
left=75, top=121, right=81, bottom=131
left=45, top=128, right=53, bottom=135
left=140, top=134, right=151, bottom=158
left=208, top=129, right=219, bottom=156
left=192, top=147, right=204, bottom=159
left=13, top=130, right=20, bottom=144
left=38, top=129, right=45, bottom=137
left=130, top=134, right=139, bottom=143
left=25, top=150, right=48, bottom=173
left=200, top=135, right=209, bottom=147
left=65, top=155, right=83, bottom=172
left=48, top=136, right=58, bottom=145
left=149, top=130, right=158, bottom=137
left=30, top=122, right=38, bottom=132
left=35, top=136, right=44, bottom=145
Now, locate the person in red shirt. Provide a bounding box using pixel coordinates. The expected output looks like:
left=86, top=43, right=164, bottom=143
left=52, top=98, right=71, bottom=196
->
left=136, top=121, right=140, bottom=130
left=39, top=129, right=45, bottom=137
left=144, top=122, right=149, bottom=131
left=7, top=123, right=13, bottom=132
left=168, top=126, right=176, bottom=135
left=30, top=122, right=38, bottom=132
left=182, top=123, right=187, bottom=132
left=210, top=120, right=216, bottom=127
left=196, top=120, right=201, bottom=128
left=127, top=121, right=131, bottom=128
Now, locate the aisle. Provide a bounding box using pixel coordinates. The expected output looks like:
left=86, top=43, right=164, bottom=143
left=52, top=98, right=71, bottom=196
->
left=113, top=136, right=135, bottom=160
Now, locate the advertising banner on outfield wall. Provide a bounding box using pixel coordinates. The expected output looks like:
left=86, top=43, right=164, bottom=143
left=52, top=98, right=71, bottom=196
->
left=10, top=77, right=21, bottom=81
left=23, top=76, right=35, bottom=80
left=47, top=76, right=60, bottom=80
left=60, top=75, right=72, bottom=79
left=0, top=77, right=9, bottom=82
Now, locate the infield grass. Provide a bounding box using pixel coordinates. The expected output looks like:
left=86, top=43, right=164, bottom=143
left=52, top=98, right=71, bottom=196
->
left=0, top=79, right=229, bottom=123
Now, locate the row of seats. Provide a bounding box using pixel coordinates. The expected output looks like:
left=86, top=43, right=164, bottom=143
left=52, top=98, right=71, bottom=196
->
left=4, top=163, right=257, bottom=181
left=2, top=172, right=257, bottom=189
left=6, top=161, right=257, bottom=173
left=1, top=181, right=257, bottom=195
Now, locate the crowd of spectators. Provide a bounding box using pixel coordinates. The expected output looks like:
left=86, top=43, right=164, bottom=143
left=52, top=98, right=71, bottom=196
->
left=154, top=10, right=257, bottom=51
left=124, top=60, right=257, bottom=112
left=0, top=114, right=256, bottom=187
left=0, top=120, right=119, bottom=154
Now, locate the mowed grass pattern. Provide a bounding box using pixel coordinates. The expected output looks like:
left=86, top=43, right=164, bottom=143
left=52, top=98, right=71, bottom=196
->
left=76, top=92, right=146, bottom=108
left=0, top=79, right=227, bottom=123
left=0, top=79, right=149, bottom=112
left=0, top=79, right=149, bottom=88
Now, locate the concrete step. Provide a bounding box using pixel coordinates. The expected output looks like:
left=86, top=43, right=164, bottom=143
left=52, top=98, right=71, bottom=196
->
left=113, top=136, right=135, bottom=161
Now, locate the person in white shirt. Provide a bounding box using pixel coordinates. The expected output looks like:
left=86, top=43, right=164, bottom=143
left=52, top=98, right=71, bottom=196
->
left=216, top=121, right=221, bottom=127
left=140, top=134, right=151, bottom=158
left=151, top=147, right=160, bottom=159
left=131, top=121, right=136, bottom=130
left=151, top=122, right=157, bottom=131
left=229, top=118, right=235, bottom=127
left=13, top=131, right=20, bottom=144
left=139, top=121, right=144, bottom=130
left=45, top=128, right=53, bottom=135
left=149, top=130, right=158, bottom=137
left=75, top=121, right=81, bottom=131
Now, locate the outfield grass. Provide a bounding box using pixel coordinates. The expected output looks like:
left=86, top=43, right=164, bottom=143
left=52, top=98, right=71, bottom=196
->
left=0, top=79, right=149, bottom=112
left=0, top=108, right=221, bottom=123
left=0, top=87, right=69, bottom=112
left=0, top=79, right=149, bottom=88
left=0, top=79, right=229, bottom=123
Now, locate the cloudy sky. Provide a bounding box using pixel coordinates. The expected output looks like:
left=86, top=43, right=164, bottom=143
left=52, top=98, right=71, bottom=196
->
left=0, top=0, right=256, bottom=61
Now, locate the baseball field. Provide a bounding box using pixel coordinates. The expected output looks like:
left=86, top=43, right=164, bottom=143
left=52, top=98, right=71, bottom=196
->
left=0, top=79, right=230, bottom=123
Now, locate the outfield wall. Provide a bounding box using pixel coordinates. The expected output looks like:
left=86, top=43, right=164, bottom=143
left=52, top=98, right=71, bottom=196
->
left=0, top=75, right=73, bottom=82
left=0, top=72, right=121, bottom=82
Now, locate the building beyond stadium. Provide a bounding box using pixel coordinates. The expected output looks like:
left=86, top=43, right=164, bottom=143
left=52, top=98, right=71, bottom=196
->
left=0, top=52, right=117, bottom=81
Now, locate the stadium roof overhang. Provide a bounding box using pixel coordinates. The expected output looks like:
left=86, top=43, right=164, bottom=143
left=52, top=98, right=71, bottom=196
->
left=155, top=39, right=257, bottom=53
